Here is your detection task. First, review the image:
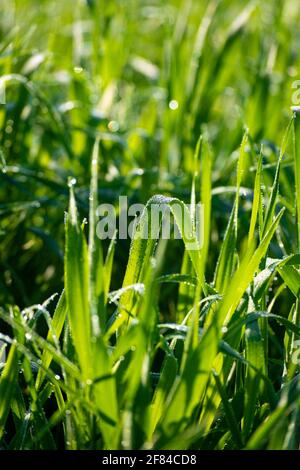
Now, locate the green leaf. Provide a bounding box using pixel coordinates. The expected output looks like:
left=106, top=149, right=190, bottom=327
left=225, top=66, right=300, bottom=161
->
left=88, top=137, right=105, bottom=334
left=0, top=343, right=19, bottom=441
left=108, top=195, right=202, bottom=335
left=65, top=185, right=92, bottom=379
left=243, top=313, right=266, bottom=439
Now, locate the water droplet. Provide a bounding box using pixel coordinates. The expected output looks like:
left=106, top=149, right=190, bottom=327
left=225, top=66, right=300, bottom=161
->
left=25, top=332, right=32, bottom=341
left=68, top=177, right=77, bottom=188
left=74, top=66, right=83, bottom=74
left=169, top=99, right=179, bottom=110
left=55, top=374, right=61, bottom=381
left=291, top=106, right=300, bottom=114
left=108, top=120, right=119, bottom=132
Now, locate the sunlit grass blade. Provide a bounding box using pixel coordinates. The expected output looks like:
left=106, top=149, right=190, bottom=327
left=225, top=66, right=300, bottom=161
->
left=35, top=291, right=67, bottom=390
left=248, top=149, right=263, bottom=246
left=214, top=133, right=247, bottom=293
left=65, top=184, right=92, bottom=379
left=0, top=343, right=19, bottom=441
left=108, top=195, right=202, bottom=335
left=261, top=117, right=293, bottom=238
left=88, top=137, right=105, bottom=335
left=243, top=312, right=266, bottom=439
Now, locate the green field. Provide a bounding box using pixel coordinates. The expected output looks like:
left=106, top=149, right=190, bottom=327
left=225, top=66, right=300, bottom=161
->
left=1, top=0, right=300, bottom=450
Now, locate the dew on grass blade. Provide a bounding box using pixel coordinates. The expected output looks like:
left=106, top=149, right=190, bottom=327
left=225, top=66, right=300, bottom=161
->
left=169, top=99, right=179, bottom=110
left=68, top=177, right=77, bottom=188
left=0, top=150, right=6, bottom=173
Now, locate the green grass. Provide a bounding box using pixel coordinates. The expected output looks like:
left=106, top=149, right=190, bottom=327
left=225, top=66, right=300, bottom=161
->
left=1, top=0, right=300, bottom=450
